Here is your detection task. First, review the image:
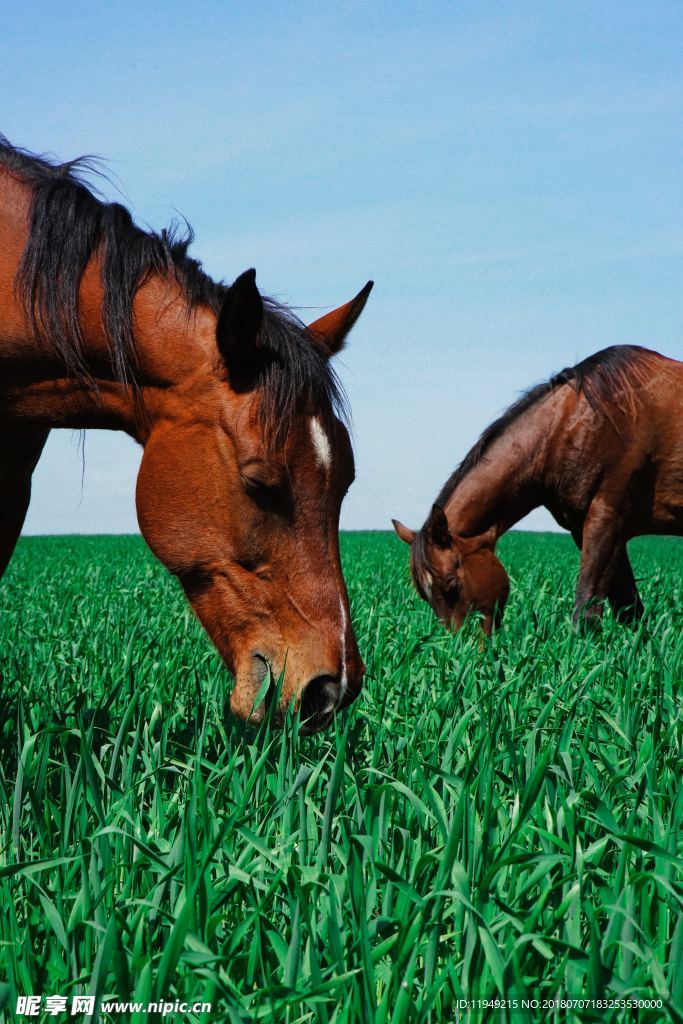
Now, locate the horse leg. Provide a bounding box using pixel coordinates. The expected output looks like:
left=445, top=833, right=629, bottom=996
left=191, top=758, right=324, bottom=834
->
left=0, top=425, right=50, bottom=578
left=607, top=549, right=644, bottom=623
left=482, top=603, right=504, bottom=636
left=573, top=502, right=625, bottom=628
left=450, top=608, right=466, bottom=634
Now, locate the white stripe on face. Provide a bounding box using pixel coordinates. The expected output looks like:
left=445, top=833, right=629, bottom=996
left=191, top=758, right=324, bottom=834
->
left=339, top=594, right=348, bottom=699
left=310, top=416, right=332, bottom=471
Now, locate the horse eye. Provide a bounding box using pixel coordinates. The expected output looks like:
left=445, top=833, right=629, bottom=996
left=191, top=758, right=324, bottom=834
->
left=240, top=460, right=286, bottom=493
left=236, top=555, right=262, bottom=574
left=242, top=477, right=282, bottom=515
left=242, top=474, right=274, bottom=494
left=240, top=464, right=293, bottom=519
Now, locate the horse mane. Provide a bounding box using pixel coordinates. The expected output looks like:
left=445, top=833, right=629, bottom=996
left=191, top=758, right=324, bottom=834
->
left=435, top=344, right=660, bottom=508
left=0, top=135, right=346, bottom=444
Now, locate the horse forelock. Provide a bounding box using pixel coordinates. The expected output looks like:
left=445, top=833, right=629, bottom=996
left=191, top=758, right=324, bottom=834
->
left=0, top=135, right=346, bottom=449
left=411, top=530, right=434, bottom=602
left=255, top=301, right=348, bottom=452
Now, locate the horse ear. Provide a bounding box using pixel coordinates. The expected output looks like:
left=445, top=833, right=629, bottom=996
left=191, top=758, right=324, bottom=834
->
left=392, top=519, right=416, bottom=545
left=216, top=269, right=264, bottom=371
left=426, top=504, right=452, bottom=549
left=307, top=281, right=373, bottom=356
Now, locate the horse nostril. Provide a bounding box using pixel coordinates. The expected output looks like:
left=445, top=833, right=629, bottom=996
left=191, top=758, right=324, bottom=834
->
left=245, top=653, right=278, bottom=722
left=251, top=653, right=269, bottom=686
left=299, top=674, right=341, bottom=730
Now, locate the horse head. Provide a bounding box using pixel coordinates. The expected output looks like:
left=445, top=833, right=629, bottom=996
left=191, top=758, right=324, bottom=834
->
left=136, top=272, right=373, bottom=732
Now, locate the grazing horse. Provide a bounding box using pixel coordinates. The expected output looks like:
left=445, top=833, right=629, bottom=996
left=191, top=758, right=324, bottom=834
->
left=393, top=346, right=683, bottom=632
left=0, top=136, right=373, bottom=733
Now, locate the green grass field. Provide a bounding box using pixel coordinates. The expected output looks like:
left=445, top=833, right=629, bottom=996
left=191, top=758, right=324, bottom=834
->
left=0, top=532, right=681, bottom=1023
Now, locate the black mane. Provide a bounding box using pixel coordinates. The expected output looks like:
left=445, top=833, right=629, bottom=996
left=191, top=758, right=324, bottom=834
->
left=0, top=136, right=345, bottom=443
left=434, top=344, right=659, bottom=508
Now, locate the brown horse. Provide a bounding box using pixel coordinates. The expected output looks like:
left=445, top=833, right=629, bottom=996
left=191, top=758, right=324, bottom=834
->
left=393, top=346, right=683, bottom=632
left=0, top=136, right=373, bottom=733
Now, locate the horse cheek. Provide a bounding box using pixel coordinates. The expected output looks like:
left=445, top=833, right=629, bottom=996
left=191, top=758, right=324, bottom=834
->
left=135, top=430, right=229, bottom=574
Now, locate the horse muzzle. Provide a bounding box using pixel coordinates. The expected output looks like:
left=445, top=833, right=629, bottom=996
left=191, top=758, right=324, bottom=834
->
left=230, top=651, right=364, bottom=733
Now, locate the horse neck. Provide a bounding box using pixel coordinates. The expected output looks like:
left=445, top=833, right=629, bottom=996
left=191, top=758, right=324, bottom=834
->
left=443, top=397, right=558, bottom=539
left=3, top=296, right=215, bottom=440
left=0, top=186, right=218, bottom=439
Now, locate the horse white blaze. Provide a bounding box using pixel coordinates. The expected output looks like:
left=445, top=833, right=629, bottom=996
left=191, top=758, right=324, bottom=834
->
left=339, top=595, right=348, bottom=700
left=309, top=415, right=346, bottom=702
left=309, top=416, right=332, bottom=471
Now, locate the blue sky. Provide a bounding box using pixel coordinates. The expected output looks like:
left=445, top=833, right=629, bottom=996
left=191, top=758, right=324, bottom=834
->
left=3, top=1, right=683, bottom=533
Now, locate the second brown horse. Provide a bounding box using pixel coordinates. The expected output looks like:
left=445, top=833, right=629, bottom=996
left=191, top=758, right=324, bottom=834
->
left=393, top=346, right=683, bottom=632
